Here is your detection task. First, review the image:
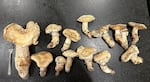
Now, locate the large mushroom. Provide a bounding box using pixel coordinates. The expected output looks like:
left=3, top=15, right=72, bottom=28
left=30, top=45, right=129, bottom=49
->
left=3, top=21, right=40, bottom=79
left=128, top=22, right=147, bottom=45
left=31, top=51, right=53, bottom=77
left=55, top=56, right=66, bottom=76
left=62, top=50, right=78, bottom=73
left=121, top=45, right=143, bottom=64
left=45, top=24, right=62, bottom=48
left=94, top=50, right=115, bottom=74
left=61, top=28, right=81, bottom=51
left=91, top=24, right=115, bottom=48
left=77, top=46, right=96, bottom=71
left=77, top=15, right=95, bottom=38
left=110, top=24, right=129, bottom=49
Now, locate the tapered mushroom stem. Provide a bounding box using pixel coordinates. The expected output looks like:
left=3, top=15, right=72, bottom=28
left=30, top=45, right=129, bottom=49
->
left=82, top=22, right=91, bottom=38
left=40, top=67, right=47, bottom=77
left=121, top=33, right=128, bottom=49
left=15, top=45, right=30, bottom=80
left=85, top=59, right=94, bottom=71
left=132, top=28, right=139, bottom=45
left=55, top=65, right=64, bottom=76
left=47, top=32, right=59, bottom=48
left=61, top=38, right=71, bottom=51
left=65, top=57, right=73, bottom=73
left=131, top=56, right=143, bottom=64
left=100, top=65, right=115, bottom=74
left=102, top=33, right=115, bottom=48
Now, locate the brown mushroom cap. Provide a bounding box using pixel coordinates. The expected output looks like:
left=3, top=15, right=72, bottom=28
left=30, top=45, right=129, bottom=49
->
left=62, top=50, right=78, bottom=58
left=31, top=51, right=53, bottom=68
left=77, top=15, right=95, bottom=22
left=94, top=50, right=111, bottom=64
left=77, top=46, right=96, bottom=59
left=110, top=24, right=127, bottom=30
left=55, top=56, right=66, bottom=64
left=63, top=28, right=81, bottom=42
left=128, top=22, right=147, bottom=30
left=45, top=24, right=62, bottom=34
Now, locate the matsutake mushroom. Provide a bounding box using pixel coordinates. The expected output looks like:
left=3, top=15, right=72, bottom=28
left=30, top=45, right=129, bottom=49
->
left=77, top=15, right=95, bottom=38
left=45, top=24, right=62, bottom=48
left=3, top=21, right=40, bottom=79
left=77, top=46, right=96, bottom=71
left=31, top=51, right=53, bottom=77
left=94, top=50, right=115, bottom=74
left=61, top=28, right=81, bottom=51
left=91, top=24, right=115, bottom=48
left=128, top=22, right=147, bottom=45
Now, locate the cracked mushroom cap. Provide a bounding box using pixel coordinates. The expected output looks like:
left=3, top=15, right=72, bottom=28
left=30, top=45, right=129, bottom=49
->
left=128, top=22, right=147, bottom=30
left=63, top=28, right=81, bottom=42
left=45, top=24, right=62, bottom=34
left=31, top=51, right=53, bottom=68
left=55, top=56, right=66, bottom=64
left=62, top=50, right=78, bottom=58
left=94, top=50, right=111, bottom=65
left=77, top=46, right=96, bottom=60
left=77, top=15, right=95, bottom=22
left=110, top=24, right=127, bottom=30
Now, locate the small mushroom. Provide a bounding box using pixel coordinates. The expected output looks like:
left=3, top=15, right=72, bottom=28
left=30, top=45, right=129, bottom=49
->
left=121, top=45, right=143, bottom=64
left=31, top=51, right=53, bottom=77
left=77, top=15, right=95, bottom=38
left=110, top=24, right=129, bottom=49
left=128, top=22, right=147, bottom=45
left=91, top=24, right=115, bottom=48
left=94, top=50, right=115, bottom=74
left=45, top=24, right=62, bottom=48
left=62, top=50, right=78, bottom=73
left=55, top=56, right=66, bottom=76
left=3, top=21, right=40, bottom=79
left=61, top=28, right=81, bottom=51
left=77, top=46, right=96, bottom=71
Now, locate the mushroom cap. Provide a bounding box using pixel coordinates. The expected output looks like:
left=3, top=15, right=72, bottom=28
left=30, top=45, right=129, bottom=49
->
left=45, top=24, right=62, bottom=34
left=77, top=15, right=95, bottom=22
left=110, top=24, right=127, bottom=30
left=63, top=28, right=81, bottom=42
left=55, top=56, right=66, bottom=64
left=31, top=51, right=53, bottom=68
left=77, top=46, right=96, bottom=59
left=62, top=50, right=78, bottom=58
left=128, top=22, right=147, bottom=30
left=94, top=50, right=111, bottom=64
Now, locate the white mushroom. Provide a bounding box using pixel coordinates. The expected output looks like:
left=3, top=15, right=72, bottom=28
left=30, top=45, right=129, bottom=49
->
left=3, top=21, right=40, bottom=79
left=77, top=46, right=96, bottom=71
left=128, top=22, right=147, bottom=45
left=77, top=15, right=95, bottom=38
left=45, top=24, right=62, bottom=48
left=31, top=51, right=53, bottom=77
left=110, top=24, right=129, bottom=49
left=121, top=45, right=143, bottom=64
left=91, top=24, right=115, bottom=48
left=55, top=56, right=66, bottom=76
left=94, top=50, right=115, bottom=74
left=61, top=28, right=81, bottom=51
left=62, top=50, right=78, bottom=73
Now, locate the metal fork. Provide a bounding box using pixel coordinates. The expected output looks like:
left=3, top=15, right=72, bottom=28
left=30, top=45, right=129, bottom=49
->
left=8, top=47, right=14, bottom=76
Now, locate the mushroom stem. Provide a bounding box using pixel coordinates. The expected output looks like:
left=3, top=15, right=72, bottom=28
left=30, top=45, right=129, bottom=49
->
left=55, top=64, right=64, bottom=76
left=131, top=56, right=143, bottom=64
left=82, top=22, right=91, bottom=38
left=61, top=38, right=71, bottom=51
left=40, top=67, right=47, bottom=77
left=15, top=45, right=30, bottom=79
left=100, top=65, right=115, bottom=74
left=85, top=59, right=94, bottom=71
left=102, top=33, right=115, bottom=48
left=121, top=32, right=128, bottom=49
left=65, top=57, right=73, bottom=73
left=47, top=32, right=59, bottom=48
left=132, top=28, right=139, bottom=45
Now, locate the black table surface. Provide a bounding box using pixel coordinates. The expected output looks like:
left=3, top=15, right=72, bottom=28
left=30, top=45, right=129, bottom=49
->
left=0, top=0, right=150, bottom=82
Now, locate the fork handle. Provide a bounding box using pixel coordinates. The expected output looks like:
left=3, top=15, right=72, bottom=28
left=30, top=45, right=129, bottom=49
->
left=8, top=53, right=12, bottom=75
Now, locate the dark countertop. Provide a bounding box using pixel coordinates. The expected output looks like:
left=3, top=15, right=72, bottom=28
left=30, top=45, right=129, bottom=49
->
left=0, top=0, right=150, bottom=82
